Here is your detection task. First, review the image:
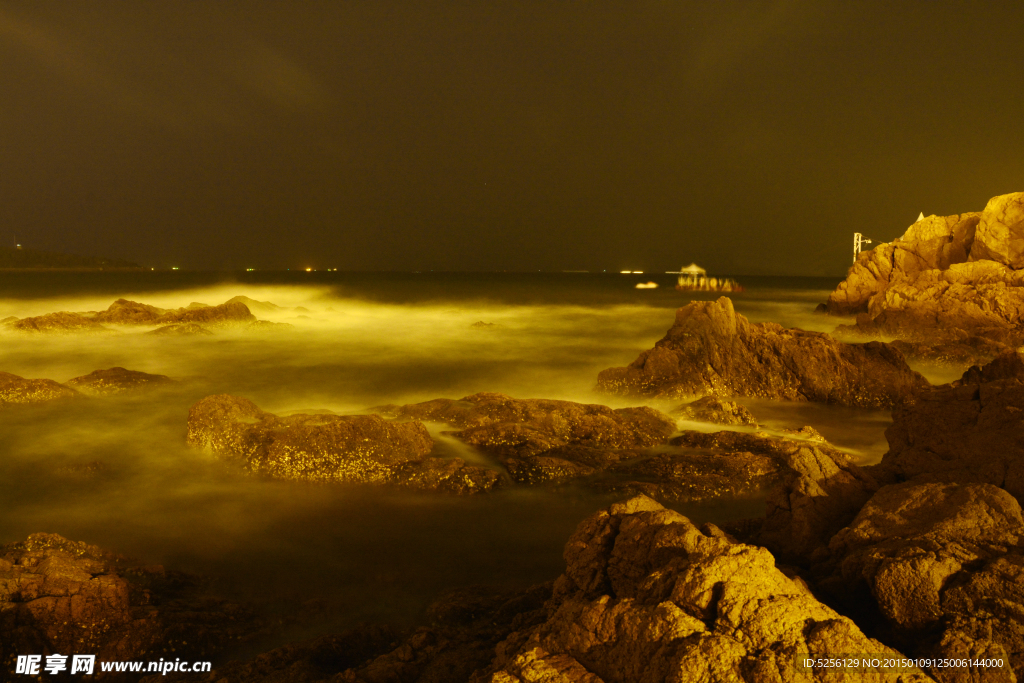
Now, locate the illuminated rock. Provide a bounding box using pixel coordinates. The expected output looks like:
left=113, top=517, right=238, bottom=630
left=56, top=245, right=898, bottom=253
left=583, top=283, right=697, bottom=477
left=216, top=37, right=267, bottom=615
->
left=479, top=496, right=928, bottom=683
left=92, top=298, right=166, bottom=324
left=153, top=301, right=255, bottom=326
left=186, top=394, right=501, bottom=492
left=818, top=482, right=1024, bottom=678
left=376, top=392, right=676, bottom=485
left=825, top=193, right=1024, bottom=366
left=596, top=297, right=927, bottom=408
left=3, top=311, right=111, bottom=333
left=671, top=395, right=758, bottom=427
left=65, top=367, right=175, bottom=395
left=0, top=371, right=82, bottom=408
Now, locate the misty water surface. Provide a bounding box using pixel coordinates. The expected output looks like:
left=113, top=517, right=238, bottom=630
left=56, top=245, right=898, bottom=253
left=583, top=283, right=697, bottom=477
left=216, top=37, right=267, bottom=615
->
left=0, top=273, right=904, bottom=645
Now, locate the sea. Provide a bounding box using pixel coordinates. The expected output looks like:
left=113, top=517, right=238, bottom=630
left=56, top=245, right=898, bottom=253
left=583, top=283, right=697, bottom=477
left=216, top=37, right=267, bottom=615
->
left=0, top=270, right=923, bottom=652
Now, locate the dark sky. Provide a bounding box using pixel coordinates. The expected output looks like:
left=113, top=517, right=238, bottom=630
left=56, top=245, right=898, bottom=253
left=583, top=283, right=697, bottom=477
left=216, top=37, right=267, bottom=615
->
left=2, top=1, right=1023, bottom=275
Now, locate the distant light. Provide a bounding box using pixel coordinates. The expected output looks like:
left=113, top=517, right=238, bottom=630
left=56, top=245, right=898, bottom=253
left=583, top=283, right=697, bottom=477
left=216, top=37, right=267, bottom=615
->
left=246, top=268, right=255, bottom=272
left=305, top=268, right=312, bottom=272
left=620, top=270, right=631, bottom=274
left=172, top=267, right=179, bottom=270
left=150, top=268, right=154, bottom=271
left=632, top=271, right=643, bottom=274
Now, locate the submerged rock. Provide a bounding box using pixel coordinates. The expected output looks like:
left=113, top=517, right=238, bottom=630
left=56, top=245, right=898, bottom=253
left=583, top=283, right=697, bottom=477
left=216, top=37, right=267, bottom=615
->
left=671, top=395, right=758, bottom=426
left=376, top=392, right=676, bottom=485
left=597, top=297, right=928, bottom=408
left=65, top=367, right=175, bottom=395
left=148, top=322, right=213, bottom=335
left=187, top=394, right=502, bottom=492
left=0, top=371, right=82, bottom=408
left=480, top=495, right=930, bottom=683
left=225, top=295, right=282, bottom=314
left=3, top=311, right=110, bottom=333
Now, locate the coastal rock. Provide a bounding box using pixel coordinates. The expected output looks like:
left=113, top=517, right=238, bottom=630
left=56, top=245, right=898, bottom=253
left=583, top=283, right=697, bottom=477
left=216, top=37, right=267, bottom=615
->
left=825, top=193, right=1024, bottom=357
left=224, top=295, right=282, bottom=315
left=0, top=371, right=82, bottom=408
left=154, top=301, right=255, bottom=326
left=0, top=533, right=263, bottom=676
left=671, top=395, right=758, bottom=426
left=480, top=495, right=930, bottom=683
left=148, top=322, right=213, bottom=335
left=187, top=394, right=501, bottom=492
left=376, top=393, right=676, bottom=485
left=65, top=367, right=175, bottom=395
left=819, top=482, right=1024, bottom=680
left=91, top=298, right=166, bottom=324
left=878, top=351, right=1024, bottom=503
left=3, top=311, right=110, bottom=333
left=596, top=297, right=928, bottom=408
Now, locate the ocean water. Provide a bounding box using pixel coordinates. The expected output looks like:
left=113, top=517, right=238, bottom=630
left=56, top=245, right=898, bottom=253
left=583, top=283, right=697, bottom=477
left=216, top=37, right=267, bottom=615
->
left=0, top=271, right=897, bottom=648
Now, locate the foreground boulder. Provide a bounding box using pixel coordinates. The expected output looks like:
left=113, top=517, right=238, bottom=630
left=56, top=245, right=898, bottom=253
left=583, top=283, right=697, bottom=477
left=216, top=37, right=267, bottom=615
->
left=0, top=371, right=81, bottom=408
left=0, top=533, right=262, bottom=676
left=671, top=395, right=758, bottom=426
left=375, top=393, right=676, bottom=485
left=817, top=482, right=1024, bottom=681
left=187, top=394, right=502, bottom=493
left=478, top=495, right=931, bottom=682
left=826, top=193, right=1024, bottom=363
left=597, top=297, right=928, bottom=408
left=65, top=367, right=175, bottom=395
left=878, top=351, right=1024, bottom=503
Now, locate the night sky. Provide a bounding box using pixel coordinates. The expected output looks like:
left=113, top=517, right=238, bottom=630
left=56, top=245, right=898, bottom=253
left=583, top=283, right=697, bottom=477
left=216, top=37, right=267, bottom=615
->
left=3, top=1, right=1023, bottom=275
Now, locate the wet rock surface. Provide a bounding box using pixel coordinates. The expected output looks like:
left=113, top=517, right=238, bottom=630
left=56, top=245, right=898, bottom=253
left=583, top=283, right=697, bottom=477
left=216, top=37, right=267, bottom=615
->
left=478, top=496, right=930, bottom=683
left=671, top=395, right=758, bottom=426
left=152, top=301, right=255, bottom=326
left=187, top=394, right=502, bottom=492
left=0, top=371, right=82, bottom=408
left=375, top=392, right=676, bottom=485
left=0, top=533, right=262, bottom=681
left=597, top=297, right=928, bottom=408
left=65, top=367, right=175, bottom=395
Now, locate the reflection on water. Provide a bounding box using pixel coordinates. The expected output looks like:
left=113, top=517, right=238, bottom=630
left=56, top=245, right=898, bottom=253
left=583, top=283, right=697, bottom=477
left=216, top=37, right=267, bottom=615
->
left=1, top=272, right=887, bottom=644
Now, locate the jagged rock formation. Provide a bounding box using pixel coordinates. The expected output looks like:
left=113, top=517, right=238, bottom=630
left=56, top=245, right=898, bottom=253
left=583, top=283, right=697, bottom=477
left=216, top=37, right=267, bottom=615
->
left=826, top=192, right=1024, bottom=365
left=65, top=367, right=174, bottom=395
left=375, top=393, right=676, bottom=485
left=91, top=298, right=165, bottom=324
left=877, top=350, right=1024, bottom=504
left=154, top=301, right=255, bottom=326
left=0, top=371, right=81, bottom=408
left=0, top=533, right=261, bottom=678
left=817, top=482, right=1024, bottom=679
left=187, top=394, right=502, bottom=493
left=3, top=312, right=111, bottom=333
left=671, top=395, right=758, bottom=426
left=477, top=496, right=930, bottom=683
left=596, top=297, right=928, bottom=408
left=224, top=295, right=282, bottom=315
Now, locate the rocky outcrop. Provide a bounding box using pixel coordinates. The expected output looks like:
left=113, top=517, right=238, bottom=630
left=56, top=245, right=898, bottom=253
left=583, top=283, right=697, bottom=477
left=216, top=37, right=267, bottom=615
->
left=376, top=393, right=676, bottom=485
left=224, top=295, right=282, bottom=315
left=671, top=395, right=758, bottom=426
left=65, top=367, right=175, bottom=395
left=91, top=298, right=165, bottom=324
left=818, top=482, right=1024, bottom=680
left=479, top=495, right=931, bottom=683
left=187, top=394, right=502, bottom=492
left=878, top=351, right=1024, bottom=503
left=3, top=312, right=110, bottom=333
left=0, top=371, right=81, bottom=408
left=153, top=301, right=255, bottom=326
left=826, top=193, right=1024, bottom=360
left=0, top=533, right=262, bottom=678
left=596, top=297, right=928, bottom=408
